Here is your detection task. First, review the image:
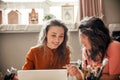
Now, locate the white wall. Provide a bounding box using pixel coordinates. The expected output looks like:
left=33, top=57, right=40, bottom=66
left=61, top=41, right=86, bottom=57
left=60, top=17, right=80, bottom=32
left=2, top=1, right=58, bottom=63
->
left=103, top=0, right=120, bottom=25
left=0, top=33, right=39, bottom=74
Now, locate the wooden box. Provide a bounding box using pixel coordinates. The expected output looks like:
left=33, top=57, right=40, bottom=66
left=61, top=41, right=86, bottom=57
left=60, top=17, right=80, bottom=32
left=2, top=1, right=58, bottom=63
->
left=8, top=10, right=21, bottom=24
left=0, top=11, right=2, bottom=24
left=29, top=9, right=38, bottom=24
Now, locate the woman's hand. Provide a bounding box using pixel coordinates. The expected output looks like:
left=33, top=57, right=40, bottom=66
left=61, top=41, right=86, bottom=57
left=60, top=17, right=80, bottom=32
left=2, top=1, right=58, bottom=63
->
left=13, top=76, right=18, bottom=80
left=66, top=64, right=78, bottom=76
left=66, top=64, right=84, bottom=80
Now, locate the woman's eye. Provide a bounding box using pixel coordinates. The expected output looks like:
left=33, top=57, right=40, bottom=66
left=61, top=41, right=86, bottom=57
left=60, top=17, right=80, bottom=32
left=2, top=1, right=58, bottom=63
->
left=51, top=35, right=56, bottom=37
left=59, top=36, right=64, bottom=38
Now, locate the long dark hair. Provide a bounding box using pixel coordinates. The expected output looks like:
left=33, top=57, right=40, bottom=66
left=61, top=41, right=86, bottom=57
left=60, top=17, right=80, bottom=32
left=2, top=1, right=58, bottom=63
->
left=38, top=19, right=69, bottom=64
left=78, top=17, right=111, bottom=61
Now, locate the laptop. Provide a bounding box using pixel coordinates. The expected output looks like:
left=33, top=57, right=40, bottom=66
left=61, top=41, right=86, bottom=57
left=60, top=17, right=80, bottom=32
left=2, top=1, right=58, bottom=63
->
left=17, top=69, right=67, bottom=80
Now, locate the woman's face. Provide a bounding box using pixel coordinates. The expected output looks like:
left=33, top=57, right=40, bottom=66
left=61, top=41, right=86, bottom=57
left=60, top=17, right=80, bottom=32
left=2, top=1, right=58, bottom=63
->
left=80, top=33, right=91, bottom=50
left=46, top=26, right=64, bottom=49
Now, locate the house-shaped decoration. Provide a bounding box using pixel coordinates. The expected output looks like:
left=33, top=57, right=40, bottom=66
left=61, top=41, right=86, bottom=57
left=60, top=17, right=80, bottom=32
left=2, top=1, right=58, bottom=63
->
left=0, top=11, right=2, bottom=24
left=29, top=8, right=38, bottom=24
left=8, top=10, right=21, bottom=24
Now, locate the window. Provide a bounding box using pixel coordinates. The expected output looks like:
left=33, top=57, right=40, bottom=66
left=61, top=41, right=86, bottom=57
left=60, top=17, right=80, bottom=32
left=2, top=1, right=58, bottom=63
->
left=1, top=0, right=79, bottom=24
left=50, top=6, right=61, bottom=20
left=1, top=0, right=45, bottom=2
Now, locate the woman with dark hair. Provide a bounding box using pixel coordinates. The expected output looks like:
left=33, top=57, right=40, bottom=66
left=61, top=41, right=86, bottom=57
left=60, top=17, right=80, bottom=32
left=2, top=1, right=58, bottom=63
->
left=67, top=17, right=120, bottom=80
left=22, top=19, right=70, bottom=69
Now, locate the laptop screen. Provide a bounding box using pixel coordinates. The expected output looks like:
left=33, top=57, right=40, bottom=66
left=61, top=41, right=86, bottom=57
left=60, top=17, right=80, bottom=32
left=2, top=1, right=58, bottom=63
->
left=18, top=69, right=67, bottom=80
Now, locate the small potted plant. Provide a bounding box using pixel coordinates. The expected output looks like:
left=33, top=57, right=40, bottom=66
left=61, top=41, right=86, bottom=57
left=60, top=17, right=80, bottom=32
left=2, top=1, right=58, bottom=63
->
left=43, top=14, right=56, bottom=21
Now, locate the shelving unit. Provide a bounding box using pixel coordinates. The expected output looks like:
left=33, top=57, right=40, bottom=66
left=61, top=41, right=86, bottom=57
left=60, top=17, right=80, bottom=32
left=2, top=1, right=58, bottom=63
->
left=0, top=24, right=78, bottom=33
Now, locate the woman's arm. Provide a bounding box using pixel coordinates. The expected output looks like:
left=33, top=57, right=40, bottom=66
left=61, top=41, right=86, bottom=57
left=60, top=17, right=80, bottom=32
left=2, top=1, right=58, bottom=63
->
left=22, top=49, right=34, bottom=70
left=100, top=41, right=120, bottom=80
left=100, top=74, right=120, bottom=80
left=107, top=41, right=120, bottom=75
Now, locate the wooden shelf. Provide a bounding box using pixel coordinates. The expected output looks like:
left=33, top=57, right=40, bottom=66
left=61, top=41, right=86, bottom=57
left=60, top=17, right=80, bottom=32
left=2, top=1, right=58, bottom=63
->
left=0, top=24, right=78, bottom=33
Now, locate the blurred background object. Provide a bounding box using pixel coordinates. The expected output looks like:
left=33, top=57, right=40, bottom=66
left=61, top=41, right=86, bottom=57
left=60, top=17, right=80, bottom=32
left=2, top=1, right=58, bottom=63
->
left=109, top=23, right=120, bottom=42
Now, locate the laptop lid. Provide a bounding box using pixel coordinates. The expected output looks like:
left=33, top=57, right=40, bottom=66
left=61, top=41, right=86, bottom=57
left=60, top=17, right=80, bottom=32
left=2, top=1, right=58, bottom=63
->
left=18, top=69, right=67, bottom=80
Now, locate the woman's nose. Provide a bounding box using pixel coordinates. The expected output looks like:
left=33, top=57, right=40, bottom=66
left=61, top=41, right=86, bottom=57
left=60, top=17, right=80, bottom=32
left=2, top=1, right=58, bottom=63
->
left=55, top=37, right=60, bottom=42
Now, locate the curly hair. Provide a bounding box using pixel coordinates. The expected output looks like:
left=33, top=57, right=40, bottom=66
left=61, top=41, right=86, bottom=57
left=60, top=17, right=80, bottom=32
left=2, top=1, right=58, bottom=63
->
left=78, top=17, right=111, bottom=61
